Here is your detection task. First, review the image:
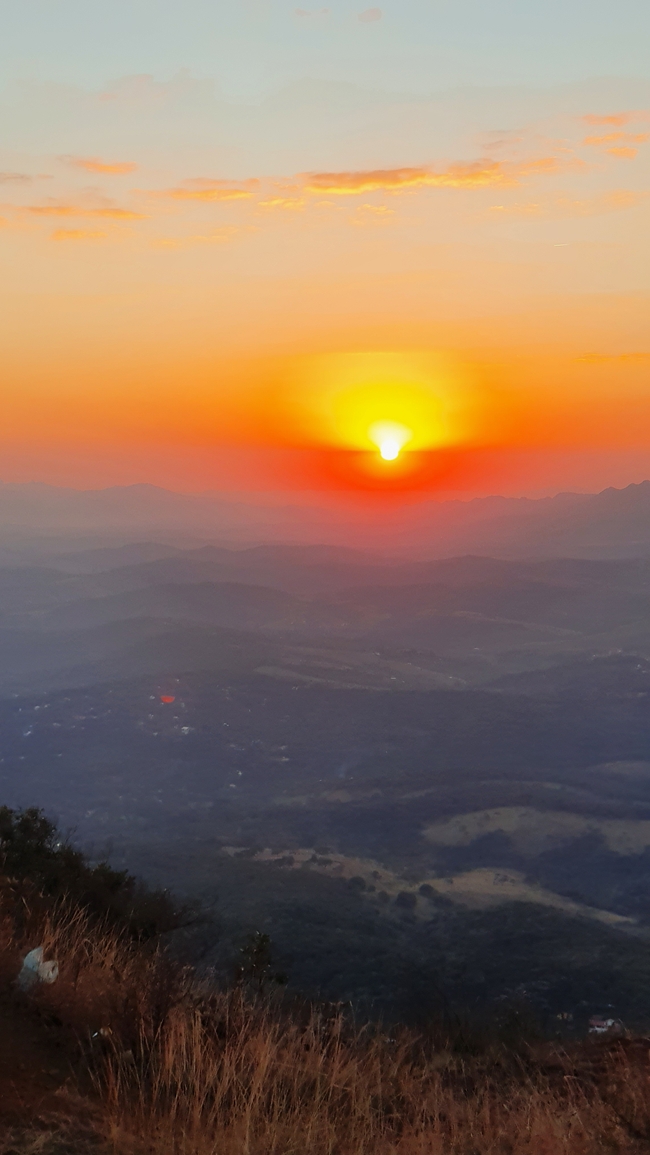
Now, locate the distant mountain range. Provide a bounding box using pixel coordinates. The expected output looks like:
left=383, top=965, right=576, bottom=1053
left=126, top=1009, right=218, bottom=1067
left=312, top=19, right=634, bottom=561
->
left=2, top=478, right=650, bottom=560
left=2, top=539, right=650, bottom=696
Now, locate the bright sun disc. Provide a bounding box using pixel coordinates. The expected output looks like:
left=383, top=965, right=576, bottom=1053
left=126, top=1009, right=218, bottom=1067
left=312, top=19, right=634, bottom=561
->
left=380, top=438, right=400, bottom=460
left=368, top=420, right=413, bottom=461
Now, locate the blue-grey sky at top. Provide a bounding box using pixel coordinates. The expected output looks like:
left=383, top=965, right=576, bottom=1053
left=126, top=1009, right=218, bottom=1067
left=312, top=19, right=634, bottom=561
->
left=1, top=1, right=648, bottom=98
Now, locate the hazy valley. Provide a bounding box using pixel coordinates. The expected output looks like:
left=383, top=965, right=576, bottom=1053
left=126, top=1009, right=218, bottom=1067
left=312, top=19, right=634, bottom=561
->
left=4, top=481, right=650, bottom=1027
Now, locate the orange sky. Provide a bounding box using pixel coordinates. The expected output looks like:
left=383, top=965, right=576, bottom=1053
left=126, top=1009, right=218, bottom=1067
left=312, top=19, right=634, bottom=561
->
left=2, top=18, right=650, bottom=501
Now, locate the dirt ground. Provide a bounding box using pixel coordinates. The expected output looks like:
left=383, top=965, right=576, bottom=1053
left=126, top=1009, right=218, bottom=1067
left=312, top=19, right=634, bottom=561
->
left=0, top=988, right=102, bottom=1152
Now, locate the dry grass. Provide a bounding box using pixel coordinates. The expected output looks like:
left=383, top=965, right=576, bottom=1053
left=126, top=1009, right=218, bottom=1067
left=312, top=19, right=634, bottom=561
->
left=3, top=890, right=650, bottom=1155
left=102, top=1003, right=650, bottom=1155
left=0, top=1126, right=105, bottom=1155
left=0, top=891, right=186, bottom=1044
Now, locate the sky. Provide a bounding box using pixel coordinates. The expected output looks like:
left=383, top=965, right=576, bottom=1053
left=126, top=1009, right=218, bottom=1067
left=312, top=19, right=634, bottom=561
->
left=1, top=0, right=650, bottom=502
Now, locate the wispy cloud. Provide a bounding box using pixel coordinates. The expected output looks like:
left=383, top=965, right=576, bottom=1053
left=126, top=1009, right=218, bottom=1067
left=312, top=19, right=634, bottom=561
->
left=167, top=188, right=253, bottom=202
left=358, top=7, right=382, bottom=22
left=294, top=8, right=329, bottom=17
left=576, top=352, right=650, bottom=364
left=153, top=226, right=246, bottom=249
left=488, top=189, right=649, bottom=219
left=159, top=177, right=259, bottom=203
left=62, top=156, right=137, bottom=175
left=350, top=203, right=395, bottom=226
left=583, top=132, right=649, bottom=146
left=51, top=228, right=108, bottom=241
left=303, top=157, right=563, bottom=195
left=583, top=111, right=650, bottom=127
left=582, top=130, right=649, bottom=160
left=488, top=202, right=543, bottom=218
left=587, top=189, right=649, bottom=211
left=0, top=171, right=38, bottom=184
left=28, top=204, right=145, bottom=219
left=257, top=196, right=305, bottom=210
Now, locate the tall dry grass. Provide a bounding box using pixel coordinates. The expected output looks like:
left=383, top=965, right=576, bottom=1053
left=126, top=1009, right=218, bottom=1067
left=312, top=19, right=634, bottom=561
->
left=2, top=890, right=650, bottom=1155
left=103, top=997, right=650, bottom=1155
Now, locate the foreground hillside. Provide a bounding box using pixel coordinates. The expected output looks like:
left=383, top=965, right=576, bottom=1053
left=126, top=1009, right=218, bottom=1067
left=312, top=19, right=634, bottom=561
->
left=3, top=858, right=650, bottom=1154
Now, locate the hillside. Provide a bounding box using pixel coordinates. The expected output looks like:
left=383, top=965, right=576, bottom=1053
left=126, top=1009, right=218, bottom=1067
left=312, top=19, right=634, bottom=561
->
left=3, top=549, right=650, bottom=697
left=3, top=818, right=650, bottom=1154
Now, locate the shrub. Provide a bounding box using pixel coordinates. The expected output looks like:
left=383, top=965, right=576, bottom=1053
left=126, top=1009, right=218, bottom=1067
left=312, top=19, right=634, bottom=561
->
left=0, top=806, right=187, bottom=940
left=234, top=931, right=287, bottom=994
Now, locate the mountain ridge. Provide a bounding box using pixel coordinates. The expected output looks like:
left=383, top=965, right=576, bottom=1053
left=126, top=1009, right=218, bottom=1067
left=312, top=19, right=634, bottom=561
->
left=2, top=478, right=650, bottom=559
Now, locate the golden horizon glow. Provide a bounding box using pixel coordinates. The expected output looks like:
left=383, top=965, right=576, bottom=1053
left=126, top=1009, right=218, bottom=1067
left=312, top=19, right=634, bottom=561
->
left=282, top=352, right=456, bottom=456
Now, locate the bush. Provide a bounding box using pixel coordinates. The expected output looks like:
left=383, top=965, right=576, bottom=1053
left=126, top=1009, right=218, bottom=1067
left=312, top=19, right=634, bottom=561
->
left=0, top=806, right=186, bottom=940
left=235, top=931, right=287, bottom=993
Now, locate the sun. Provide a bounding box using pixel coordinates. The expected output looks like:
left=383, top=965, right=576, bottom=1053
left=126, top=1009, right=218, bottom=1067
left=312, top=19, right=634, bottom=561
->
left=379, top=439, right=400, bottom=461
left=368, top=420, right=413, bottom=461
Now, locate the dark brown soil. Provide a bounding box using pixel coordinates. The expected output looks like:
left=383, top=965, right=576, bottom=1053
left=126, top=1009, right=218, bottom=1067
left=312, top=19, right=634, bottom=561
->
left=0, top=989, right=101, bottom=1150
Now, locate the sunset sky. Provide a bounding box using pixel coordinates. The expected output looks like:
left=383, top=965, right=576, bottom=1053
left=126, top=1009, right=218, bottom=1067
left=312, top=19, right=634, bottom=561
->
left=2, top=0, right=650, bottom=502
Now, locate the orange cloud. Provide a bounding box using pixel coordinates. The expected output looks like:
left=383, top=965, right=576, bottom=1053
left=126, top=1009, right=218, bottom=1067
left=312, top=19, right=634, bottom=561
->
left=303, top=156, right=563, bottom=195
left=583, top=111, right=650, bottom=127
left=350, top=203, right=395, bottom=226
left=161, top=177, right=259, bottom=203
left=63, top=156, right=137, bottom=175
left=28, top=205, right=145, bottom=219
left=51, top=228, right=107, bottom=241
left=257, top=196, right=305, bottom=210
left=488, top=189, right=649, bottom=218
left=582, top=131, right=648, bottom=160
left=358, top=7, right=382, bottom=21
left=576, top=352, right=650, bottom=365
left=154, top=226, right=242, bottom=249
left=596, top=189, right=650, bottom=210
left=167, top=187, right=253, bottom=202
left=583, top=132, right=649, bottom=146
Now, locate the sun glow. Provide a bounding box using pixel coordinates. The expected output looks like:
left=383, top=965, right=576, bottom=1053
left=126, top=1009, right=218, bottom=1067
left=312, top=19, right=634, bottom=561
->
left=368, top=420, right=413, bottom=461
